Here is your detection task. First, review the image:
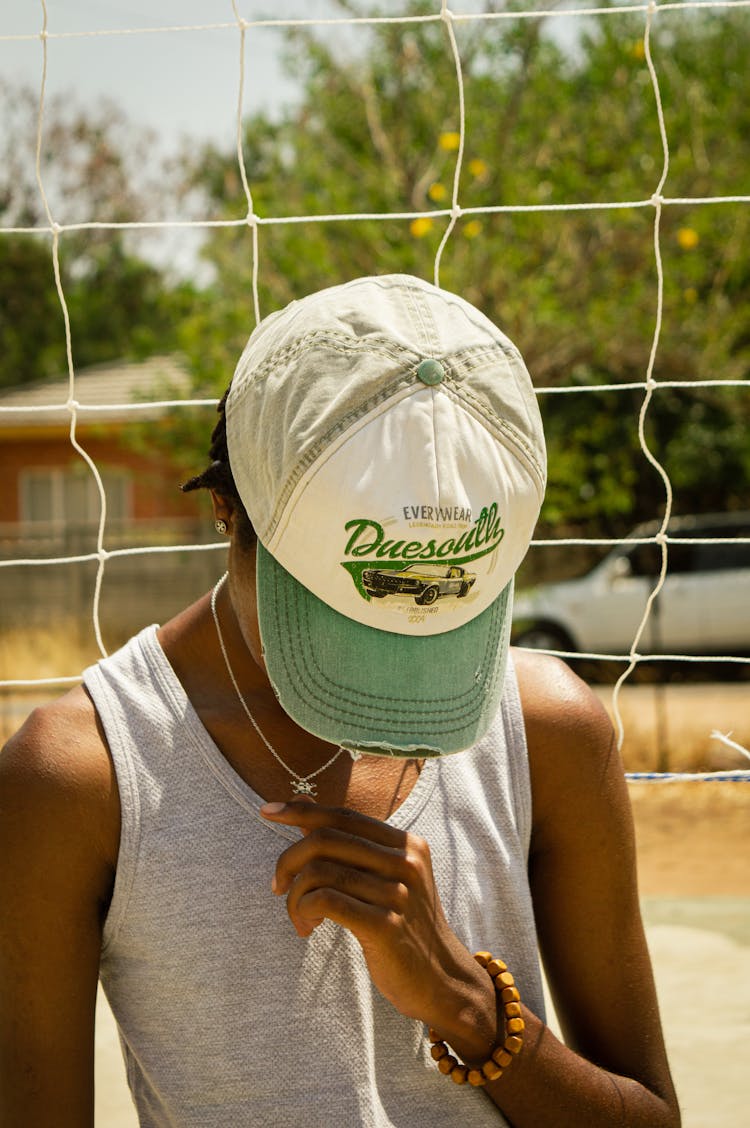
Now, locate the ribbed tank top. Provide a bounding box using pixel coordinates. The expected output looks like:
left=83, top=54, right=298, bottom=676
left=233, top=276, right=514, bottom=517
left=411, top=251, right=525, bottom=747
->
left=84, top=626, right=544, bottom=1128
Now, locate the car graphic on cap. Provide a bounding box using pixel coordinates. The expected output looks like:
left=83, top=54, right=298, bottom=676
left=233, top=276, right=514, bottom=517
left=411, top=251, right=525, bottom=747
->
left=362, top=563, right=477, bottom=605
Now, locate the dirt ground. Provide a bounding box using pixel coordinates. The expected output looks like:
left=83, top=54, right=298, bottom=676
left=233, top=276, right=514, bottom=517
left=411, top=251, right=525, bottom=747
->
left=585, top=681, right=750, bottom=897
left=629, top=782, right=749, bottom=896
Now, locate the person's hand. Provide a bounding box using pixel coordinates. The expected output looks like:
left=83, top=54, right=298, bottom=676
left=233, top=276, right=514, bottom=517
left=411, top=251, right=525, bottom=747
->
left=260, top=799, right=494, bottom=1042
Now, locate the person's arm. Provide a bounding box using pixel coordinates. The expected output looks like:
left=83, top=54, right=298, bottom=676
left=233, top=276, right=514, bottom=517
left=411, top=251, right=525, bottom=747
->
left=260, top=653, right=679, bottom=1127
left=487, top=650, right=680, bottom=1126
left=0, top=688, right=119, bottom=1128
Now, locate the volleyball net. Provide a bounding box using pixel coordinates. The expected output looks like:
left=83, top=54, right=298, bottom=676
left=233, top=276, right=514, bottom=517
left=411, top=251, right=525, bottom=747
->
left=1, top=1, right=748, bottom=780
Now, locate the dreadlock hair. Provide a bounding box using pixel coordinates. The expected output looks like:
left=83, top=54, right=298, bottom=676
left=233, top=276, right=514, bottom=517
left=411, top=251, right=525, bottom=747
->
left=181, top=388, right=257, bottom=551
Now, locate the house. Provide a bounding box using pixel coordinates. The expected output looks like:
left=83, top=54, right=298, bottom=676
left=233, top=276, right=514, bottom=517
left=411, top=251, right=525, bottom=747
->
left=0, top=357, right=223, bottom=639
left=0, top=355, right=215, bottom=555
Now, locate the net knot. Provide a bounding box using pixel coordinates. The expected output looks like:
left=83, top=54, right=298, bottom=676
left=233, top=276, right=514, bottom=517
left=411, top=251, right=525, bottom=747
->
left=246, top=212, right=259, bottom=229
left=451, top=203, right=463, bottom=220
left=66, top=398, right=80, bottom=411
left=650, top=192, right=663, bottom=207
left=440, top=5, right=455, bottom=21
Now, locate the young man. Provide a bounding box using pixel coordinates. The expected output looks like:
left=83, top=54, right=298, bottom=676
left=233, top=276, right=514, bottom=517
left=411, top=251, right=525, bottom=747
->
left=0, top=275, right=679, bottom=1127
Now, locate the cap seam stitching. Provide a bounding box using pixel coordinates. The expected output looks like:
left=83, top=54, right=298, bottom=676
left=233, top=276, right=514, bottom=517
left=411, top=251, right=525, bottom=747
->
left=268, top=566, right=509, bottom=726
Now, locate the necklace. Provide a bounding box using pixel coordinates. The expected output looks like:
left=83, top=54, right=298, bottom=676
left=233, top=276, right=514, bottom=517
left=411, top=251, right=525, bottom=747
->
left=210, top=572, right=348, bottom=797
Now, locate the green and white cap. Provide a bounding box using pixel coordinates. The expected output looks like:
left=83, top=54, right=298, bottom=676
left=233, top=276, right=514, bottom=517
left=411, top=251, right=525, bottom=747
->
left=226, top=274, right=546, bottom=757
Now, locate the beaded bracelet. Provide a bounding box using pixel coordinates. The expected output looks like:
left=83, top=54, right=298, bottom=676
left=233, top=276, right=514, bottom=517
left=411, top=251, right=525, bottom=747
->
left=428, top=951, right=525, bottom=1087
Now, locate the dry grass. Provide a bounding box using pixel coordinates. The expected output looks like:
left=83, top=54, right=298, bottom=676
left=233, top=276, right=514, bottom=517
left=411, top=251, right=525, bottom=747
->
left=0, top=623, right=102, bottom=742
left=0, top=621, right=102, bottom=680
left=629, top=781, right=750, bottom=896
left=593, top=683, right=750, bottom=773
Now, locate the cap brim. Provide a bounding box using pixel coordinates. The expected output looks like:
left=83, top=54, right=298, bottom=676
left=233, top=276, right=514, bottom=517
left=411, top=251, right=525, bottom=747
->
left=256, top=542, right=512, bottom=758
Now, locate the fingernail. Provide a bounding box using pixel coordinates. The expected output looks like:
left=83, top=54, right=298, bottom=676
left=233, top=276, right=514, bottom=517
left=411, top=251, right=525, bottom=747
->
left=271, top=874, right=279, bottom=894
left=260, top=802, right=286, bottom=816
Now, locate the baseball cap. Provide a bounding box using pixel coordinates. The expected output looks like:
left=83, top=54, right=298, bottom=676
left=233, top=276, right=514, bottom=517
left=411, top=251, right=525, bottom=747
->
left=225, top=274, right=546, bottom=758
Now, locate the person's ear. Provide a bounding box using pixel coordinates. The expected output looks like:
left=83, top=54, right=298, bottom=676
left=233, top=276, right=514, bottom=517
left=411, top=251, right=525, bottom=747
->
left=210, top=491, right=234, bottom=536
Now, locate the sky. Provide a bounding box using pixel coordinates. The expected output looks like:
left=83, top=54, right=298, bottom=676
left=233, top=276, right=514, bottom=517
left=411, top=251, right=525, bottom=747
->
left=0, top=1, right=584, bottom=273
left=1, top=1, right=380, bottom=270
left=2, top=1, right=315, bottom=154
left=2, top=1, right=525, bottom=153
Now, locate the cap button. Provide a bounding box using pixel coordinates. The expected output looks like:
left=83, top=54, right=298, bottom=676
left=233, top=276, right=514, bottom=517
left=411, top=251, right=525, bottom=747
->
left=416, top=359, right=445, bottom=386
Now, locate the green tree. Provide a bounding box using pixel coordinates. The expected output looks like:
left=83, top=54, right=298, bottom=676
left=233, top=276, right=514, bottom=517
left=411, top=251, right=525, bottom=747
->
left=174, top=2, right=749, bottom=531
left=0, top=235, right=65, bottom=385
left=0, top=82, right=196, bottom=387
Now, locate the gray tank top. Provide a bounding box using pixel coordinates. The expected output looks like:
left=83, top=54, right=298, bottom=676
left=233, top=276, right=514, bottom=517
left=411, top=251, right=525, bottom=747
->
left=85, top=626, right=544, bottom=1128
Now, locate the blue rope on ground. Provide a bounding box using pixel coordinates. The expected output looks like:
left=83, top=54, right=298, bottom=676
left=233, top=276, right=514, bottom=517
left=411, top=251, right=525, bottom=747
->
left=626, top=771, right=750, bottom=782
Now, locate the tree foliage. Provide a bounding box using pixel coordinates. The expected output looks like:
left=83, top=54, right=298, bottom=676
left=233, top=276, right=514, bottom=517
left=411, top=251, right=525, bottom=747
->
left=177, top=1, right=749, bottom=533
left=0, top=82, right=194, bottom=387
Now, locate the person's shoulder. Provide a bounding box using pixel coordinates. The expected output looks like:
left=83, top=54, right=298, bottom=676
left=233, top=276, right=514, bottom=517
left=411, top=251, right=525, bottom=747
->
left=0, top=686, right=119, bottom=869
left=2, top=683, right=106, bottom=777
left=512, top=647, right=612, bottom=751
left=511, top=648, right=620, bottom=831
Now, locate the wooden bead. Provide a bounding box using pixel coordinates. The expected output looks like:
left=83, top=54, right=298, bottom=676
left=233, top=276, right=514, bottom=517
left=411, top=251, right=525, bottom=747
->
left=504, top=1001, right=522, bottom=1019
left=474, top=951, right=492, bottom=967
left=430, top=1042, right=449, bottom=1061
left=468, top=1068, right=488, bottom=1087
left=504, top=1035, right=524, bottom=1055
left=450, top=1065, right=469, bottom=1085
left=486, top=957, right=507, bottom=977
left=438, top=1053, right=458, bottom=1075
left=428, top=1028, right=443, bottom=1043
left=496, top=971, right=515, bottom=989
left=501, top=986, right=520, bottom=1004
left=492, top=1047, right=513, bottom=1068
left=482, top=1060, right=504, bottom=1081
left=507, top=1017, right=525, bottom=1035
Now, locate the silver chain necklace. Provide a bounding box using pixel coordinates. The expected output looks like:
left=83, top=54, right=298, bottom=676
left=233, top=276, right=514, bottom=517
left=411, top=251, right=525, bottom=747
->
left=210, top=572, right=351, bottom=797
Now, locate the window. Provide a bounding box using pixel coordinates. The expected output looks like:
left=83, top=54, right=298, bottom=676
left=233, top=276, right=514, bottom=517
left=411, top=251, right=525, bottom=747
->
left=627, top=522, right=750, bottom=577
left=627, top=541, right=694, bottom=577
left=20, top=467, right=130, bottom=526
left=692, top=533, right=750, bottom=572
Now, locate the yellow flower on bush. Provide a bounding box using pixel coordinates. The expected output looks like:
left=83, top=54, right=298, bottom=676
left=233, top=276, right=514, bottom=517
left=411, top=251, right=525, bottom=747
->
left=428, top=183, right=448, bottom=203
left=631, top=39, right=645, bottom=61
left=677, top=227, right=699, bottom=250
left=684, top=287, right=698, bottom=304
left=439, top=131, right=461, bottom=151
left=463, top=220, right=483, bottom=239
left=410, top=216, right=434, bottom=238
left=468, top=158, right=488, bottom=179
